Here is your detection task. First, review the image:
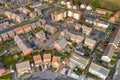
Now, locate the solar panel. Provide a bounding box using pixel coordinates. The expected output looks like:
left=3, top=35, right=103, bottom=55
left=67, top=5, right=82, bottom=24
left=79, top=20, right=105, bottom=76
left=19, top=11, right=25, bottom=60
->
left=99, top=68, right=108, bottom=75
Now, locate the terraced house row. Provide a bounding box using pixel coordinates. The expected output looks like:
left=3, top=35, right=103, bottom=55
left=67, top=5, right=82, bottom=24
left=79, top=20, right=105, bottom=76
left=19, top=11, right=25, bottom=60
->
left=0, top=19, right=57, bottom=42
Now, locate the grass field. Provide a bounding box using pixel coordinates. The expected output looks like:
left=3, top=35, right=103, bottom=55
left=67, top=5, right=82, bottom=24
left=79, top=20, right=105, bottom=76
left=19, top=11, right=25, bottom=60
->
left=74, top=0, right=120, bottom=11
left=100, top=0, right=120, bottom=11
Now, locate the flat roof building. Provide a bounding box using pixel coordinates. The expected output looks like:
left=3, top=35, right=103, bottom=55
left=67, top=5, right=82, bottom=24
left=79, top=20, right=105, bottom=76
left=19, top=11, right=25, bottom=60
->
left=16, top=61, right=31, bottom=77
left=89, top=62, right=110, bottom=80
left=70, top=53, right=89, bottom=69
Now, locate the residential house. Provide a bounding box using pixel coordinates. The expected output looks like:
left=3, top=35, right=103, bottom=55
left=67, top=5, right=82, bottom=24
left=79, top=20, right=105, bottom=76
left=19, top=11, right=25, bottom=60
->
left=52, top=56, right=61, bottom=68
left=84, top=37, right=96, bottom=49
left=85, top=17, right=95, bottom=24
left=19, top=7, right=30, bottom=14
left=31, top=23, right=37, bottom=30
left=43, top=53, right=51, bottom=64
left=33, top=54, right=42, bottom=67
left=68, top=10, right=82, bottom=20
left=7, top=30, right=15, bottom=38
left=80, top=3, right=87, bottom=9
left=65, top=17, right=74, bottom=23
left=75, top=35, right=84, bottom=44
left=14, top=27, right=24, bottom=34
left=60, top=29, right=84, bottom=44
left=54, top=38, right=68, bottom=51
left=40, top=19, right=46, bottom=26
left=89, top=62, right=110, bottom=80
left=5, top=11, right=24, bottom=23
left=94, top=19, right=109, bottom=28
left=101, top=45, right=115, bottom=63
left=82, top=25, right=92, bottom=36
left=44, top=25, right=57, bottom=35
left=1, top=33, right=9, bottom=41
left=34, top=8, right=42, bottom=16
left=43, top=0, right=54, bottom=3
left=22, top=24, right=32, bottom=33
left=35, top=30, right=46, bottom=41
left=74, top=23, right=82, bottom=31
left=86, top=5, right=93, bottom=10
left=36, top=21, right=42, bottom=28
left=85, top=17, right=109, bottom=28
left=51, top=10, right=66, bottom=21
left=109, top=11, right=120, bottom=22
left=14, top=35, right=33, bottom=56
left=29, top=12, right=37, bottom=18
left=16, top=61, right=31, bottom=76
left=96, top=8, right=108, bottom=15
left=70, top=53, right=89, bottom=69
left=61, top=0, right=67, bottom=5
left=66, top=0, right=73, bottom=9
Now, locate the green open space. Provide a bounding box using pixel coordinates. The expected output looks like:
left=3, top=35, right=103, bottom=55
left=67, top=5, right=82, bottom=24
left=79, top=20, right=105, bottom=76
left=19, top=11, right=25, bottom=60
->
left=20, top=72, right=31, bottom=78
left=86, top=72, right=98, bottom=78
left=74, top=67, right=83, bottom=74
left=72, top=42, right=78, bottom=47
left=73, top=0, right=120, bottom=11
left=11, top=49, right=19, bottom=55
left=82, top=46, right=91, bottom=52
left=0, top=45, right=6, bottom=53
left=2, top=57, right=15, bottom=65
left=50, top=67, right=57, bottom=72
left=54, top=51, right=67, bottom=58
left=0, top=73, right=12, bottom=80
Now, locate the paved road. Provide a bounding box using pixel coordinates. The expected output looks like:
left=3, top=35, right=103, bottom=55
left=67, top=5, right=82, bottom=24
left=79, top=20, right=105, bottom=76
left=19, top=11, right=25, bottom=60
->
left=22, top=71, right=76, bottom=80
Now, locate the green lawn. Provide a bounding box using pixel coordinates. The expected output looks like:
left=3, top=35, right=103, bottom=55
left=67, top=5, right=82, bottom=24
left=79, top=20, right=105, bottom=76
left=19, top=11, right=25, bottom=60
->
left=73, top=0, right=120, bottom=11
left=72, top=42, right=78, bottom=47
left=74, top=67, right=83, bottom=74
left=64, top=52, right=71, bottom=57
left=0, top=73, right=12, bottom=80
left=110, top=54, right=117, bottom=65
left=87, top=72, right=98, bottom=78
left=20, top=72, right=31, bottom=78
left=54, top=51, right=67, bottom=58
left=0, top=45, right=6, bottom=53
left=46, top=49, right=53, bottom=53
left=110, top=59, right=116, bottom=65
left=106, top=26, right=111, bottom=32
left=112, top=55, right=118, bottom=59
left=50, top=67, right=57, bottom=72
left=3, top=57, right=15, bottom=65
left=11, top=50, right=19, bottom=55
left=16, top=20, right=31, bottom=27
left=82, top=46, right=91, bottom=52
